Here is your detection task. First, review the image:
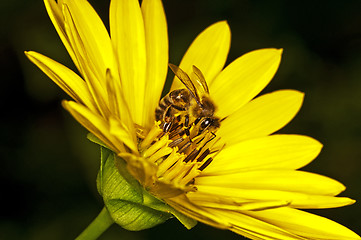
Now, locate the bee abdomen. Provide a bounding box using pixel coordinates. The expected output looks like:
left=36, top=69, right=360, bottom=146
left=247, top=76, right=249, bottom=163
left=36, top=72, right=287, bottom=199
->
left=155, top=89, right=190, bottom=121
left=155, top=96, right=172, bottom=121
left=159, top=96, right=172, bottom=110
left=155, top=108, right=164, bottom=121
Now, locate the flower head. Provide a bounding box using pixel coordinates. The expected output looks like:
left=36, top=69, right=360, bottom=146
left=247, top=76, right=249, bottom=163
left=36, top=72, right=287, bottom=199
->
left=26, top=0, right=360, bottom=239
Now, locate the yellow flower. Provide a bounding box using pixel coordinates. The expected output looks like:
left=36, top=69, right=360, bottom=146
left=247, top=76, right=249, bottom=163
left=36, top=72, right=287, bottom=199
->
left=26, top=0, right=360, bottom=239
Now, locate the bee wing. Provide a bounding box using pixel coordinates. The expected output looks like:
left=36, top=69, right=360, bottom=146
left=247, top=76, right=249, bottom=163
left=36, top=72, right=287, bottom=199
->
left=192, top=65, right=209, bottom=95
left=169, top=63, right=202, bottom=105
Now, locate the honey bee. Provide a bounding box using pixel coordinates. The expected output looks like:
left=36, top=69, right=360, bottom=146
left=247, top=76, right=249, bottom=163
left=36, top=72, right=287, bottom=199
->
left=155, top=64, right=220, bottom=135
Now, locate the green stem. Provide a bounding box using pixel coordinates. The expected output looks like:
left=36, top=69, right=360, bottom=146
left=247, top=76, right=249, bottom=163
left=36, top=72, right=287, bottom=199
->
left=76, top=207, right=114, bottom=240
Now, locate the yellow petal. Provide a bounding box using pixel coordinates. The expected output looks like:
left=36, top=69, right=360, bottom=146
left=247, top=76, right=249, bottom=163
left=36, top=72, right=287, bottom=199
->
left=141, top=0, right=168, bottom=129
left=171, top=21, right=231, bottom=91
left=62, top=4, right=112, bottom=119
left=210, top=48, right=282, bottom=117
left=245, top=207, right=361, bottom=239
left=62, top=101, right=118, bottom=152
left=105, top=69, right=136, bottom=142
left=62, top=0, right=115, bottom=82
left=187, top=191, right=290, bottom=211
left=110, top=0, right=147, bottom=126
left=290, top=196, right=355, bottom=209
left=203, top=134, right=322, bottom=175
left=25, top=51, right=95, bottom=111
left=168, top=196, right=302, bottom=239
left=193, top=186, right=355, bottom=209
left=63, top=101, right=134, bottom=155
left=198, top=200, right=290, bottom=212
left=217, top=90, right=304, bottom=146
left=167, top=195, right=230, bottom=229
left=109, top=118, right=138, bottom=154
left=43, top=0, right=79, bottom=69
left=196, top=170, right=346, bottom=196
left=209, top=208, right=304, bottom=240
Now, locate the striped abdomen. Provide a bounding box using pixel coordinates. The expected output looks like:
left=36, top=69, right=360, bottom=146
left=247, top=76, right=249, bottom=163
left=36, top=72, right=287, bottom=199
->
left=155, top=89, right=191, bottom=122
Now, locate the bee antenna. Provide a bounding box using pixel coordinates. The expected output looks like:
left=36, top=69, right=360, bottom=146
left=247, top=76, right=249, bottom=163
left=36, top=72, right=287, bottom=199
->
left=220, top=117, right=227, bottom=122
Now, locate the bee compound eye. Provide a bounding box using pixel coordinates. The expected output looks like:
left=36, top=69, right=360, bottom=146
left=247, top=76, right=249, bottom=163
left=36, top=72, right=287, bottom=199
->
left=200, top=118, right=212, bottom=129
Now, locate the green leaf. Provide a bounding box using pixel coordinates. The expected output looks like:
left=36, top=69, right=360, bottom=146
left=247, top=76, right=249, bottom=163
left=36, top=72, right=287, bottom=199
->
left=97, top=146, right=197, bottom=231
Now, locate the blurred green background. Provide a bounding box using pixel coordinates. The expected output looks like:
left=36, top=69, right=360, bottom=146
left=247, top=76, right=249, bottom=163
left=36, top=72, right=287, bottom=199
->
left=1, top=0, right=361, bottom=239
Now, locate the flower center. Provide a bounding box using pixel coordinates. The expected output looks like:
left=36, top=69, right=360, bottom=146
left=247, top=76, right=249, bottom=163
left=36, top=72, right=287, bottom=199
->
left=136, top=116, right=222, bottom=199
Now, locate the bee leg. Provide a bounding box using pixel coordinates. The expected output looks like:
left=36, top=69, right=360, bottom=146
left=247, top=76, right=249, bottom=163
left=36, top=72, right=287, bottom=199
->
left=163, top=106, right=174, bottom=132
left=203, top=132, right=216, bottom=145
left=184, top=114, right=190, bottom=127
left=185, top=128, right=190, bottom=137
left=181, top=114, right=192, bottom=137
left=210, top=132, right=216, bottom=140
left=163, top=122, right=173, bottom=132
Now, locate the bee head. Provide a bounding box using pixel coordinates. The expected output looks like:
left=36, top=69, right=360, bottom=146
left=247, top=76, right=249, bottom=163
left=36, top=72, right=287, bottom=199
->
left=198, top=116, right=220, bottom=134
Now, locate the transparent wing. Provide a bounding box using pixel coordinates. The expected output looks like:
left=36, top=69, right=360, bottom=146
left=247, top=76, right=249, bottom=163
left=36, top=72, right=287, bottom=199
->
left=169, top=63, right=201, bottom=105
left=192, top=65, right=209, bottom=95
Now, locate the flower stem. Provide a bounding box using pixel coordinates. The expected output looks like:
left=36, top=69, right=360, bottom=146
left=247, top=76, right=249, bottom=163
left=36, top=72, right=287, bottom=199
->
left=75, top=207, right=114, bottom=240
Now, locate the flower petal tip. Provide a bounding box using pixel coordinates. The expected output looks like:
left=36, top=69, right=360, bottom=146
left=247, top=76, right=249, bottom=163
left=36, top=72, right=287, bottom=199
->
left=24, top=51, right=33, bottom=58
left=61, top=100, right=72, bottom=109
left=332, top=181, right=347, bottom=195
left=212, top=20, right=231, bottom=32
left=266, top=48, right=284, bottom=58
left=288, top=90, right=305, bottom=101
left=216, top=20, right=229, bottom=25
left=282, top=89, right=305, bottom=101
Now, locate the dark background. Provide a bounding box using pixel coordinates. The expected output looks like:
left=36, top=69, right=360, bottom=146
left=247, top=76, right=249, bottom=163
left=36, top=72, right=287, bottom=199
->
left=1, top=0, right=361, bottom=239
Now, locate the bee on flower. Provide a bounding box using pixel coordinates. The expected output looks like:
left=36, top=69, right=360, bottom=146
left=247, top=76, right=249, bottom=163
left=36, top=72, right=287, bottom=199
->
left=26, top=0, right=360, bottom=239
